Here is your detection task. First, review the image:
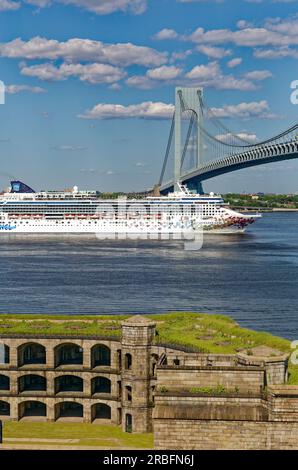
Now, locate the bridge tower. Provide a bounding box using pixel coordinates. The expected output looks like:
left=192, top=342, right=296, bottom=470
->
left=174, top=87, right=204, bottom=192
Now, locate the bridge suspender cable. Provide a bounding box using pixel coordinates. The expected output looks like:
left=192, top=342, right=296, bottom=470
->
left=198, top=91, right=298, bottom=149
left=159, top=113, right=175, bottom=186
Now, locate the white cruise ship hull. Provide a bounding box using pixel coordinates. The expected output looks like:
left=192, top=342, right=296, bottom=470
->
left=0, top=181, right=260, bottom=236
left=0, top=218, right=252, bottom=235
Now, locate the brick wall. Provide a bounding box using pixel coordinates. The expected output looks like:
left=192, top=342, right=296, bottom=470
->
left=154, top=419, right=298, bottom=450
left=153, top=388, right=298, bottom=449
left=268, top=386, right=298, bottom=422
left=156, top=366, right=264, bottom=393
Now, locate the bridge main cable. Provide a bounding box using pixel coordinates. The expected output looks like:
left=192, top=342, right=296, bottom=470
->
left=198, top=92, right=298, bottom=149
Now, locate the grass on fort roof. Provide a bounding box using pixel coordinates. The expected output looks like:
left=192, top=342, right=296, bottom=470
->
left=0, top=311, right=296, bottom=383
left=0, top=315, right=125, bottom=338
left=3, top=421, right=153, bottom=449
left=0, top=311, right=292, bottom=354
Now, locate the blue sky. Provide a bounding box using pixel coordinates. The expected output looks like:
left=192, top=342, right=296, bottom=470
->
left=0, top=0, right=298, bottom=193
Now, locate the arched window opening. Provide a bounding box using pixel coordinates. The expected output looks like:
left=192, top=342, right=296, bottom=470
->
left=19, top=401, right=46, bottom=418
left=92, top=377, right=111, bottom=395
left=19, top=375, right=46, bottom=392
left=125, top=385, right=132, bottom=402
left=55, top=375, right=83, bottom=393
left=91, top=345, right=111, bottom=368
left=92, top=403, right=111, bottom=420
left=125, top=413, right=132, bottom=433
left=18, top=343, right=46, bottom=366
left=0, top=375, right=9, bottom=391
left=57, top=402, right=83, bottom=418
left=125, top=353, right=132, bottom=370
left=0, top=401, right=10, bottom=416
left=55, top=344, right=83, bottom=367
left=0, top=344, right=9, bottom=364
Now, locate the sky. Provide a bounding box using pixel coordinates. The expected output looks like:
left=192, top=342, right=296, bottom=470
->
left=0, top=0, right=298, bottom=193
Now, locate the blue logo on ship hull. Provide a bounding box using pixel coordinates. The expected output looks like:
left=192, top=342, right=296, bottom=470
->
left=0, top=224, right=16, bottom=231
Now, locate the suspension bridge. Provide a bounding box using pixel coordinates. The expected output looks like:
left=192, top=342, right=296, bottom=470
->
left=158, top=87, right=298, bottom=194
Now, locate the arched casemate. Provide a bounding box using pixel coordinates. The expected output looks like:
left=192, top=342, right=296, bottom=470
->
left=55, top=401, right=83, bottom=420
left=19, top=401, right=46, bottom=419
left=55, top=343, right=83, bottom=367
left=91, top=403, right=111, bottom=422
left=18, top=375, right=46, bottom=393
left=91, top=344, right=111, bottom=368
left=18, top=343, right=46, bottom=367
left=55, top=375, right=83, bottom=393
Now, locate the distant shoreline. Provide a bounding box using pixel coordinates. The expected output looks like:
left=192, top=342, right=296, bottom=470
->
left=231, top=206, right=298, bottom=213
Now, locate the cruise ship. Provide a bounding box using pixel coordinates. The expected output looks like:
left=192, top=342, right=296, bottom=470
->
left=0, top=181, right=260, bottom=235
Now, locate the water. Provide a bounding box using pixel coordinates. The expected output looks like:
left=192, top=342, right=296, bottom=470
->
left=0, top=212, right=297, bottom=340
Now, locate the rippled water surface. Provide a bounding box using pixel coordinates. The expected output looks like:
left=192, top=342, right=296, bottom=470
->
left=0, top=212, right=297, bottom=339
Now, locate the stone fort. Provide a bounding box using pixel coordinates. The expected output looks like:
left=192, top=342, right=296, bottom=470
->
left=0, top=315, right=297, bottom=449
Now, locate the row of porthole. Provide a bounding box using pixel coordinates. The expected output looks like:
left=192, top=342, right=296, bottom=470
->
left=13, top=221, right=109, bottom=224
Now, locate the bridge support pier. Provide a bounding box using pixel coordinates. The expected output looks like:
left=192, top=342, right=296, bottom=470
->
left=186, top=180, right=204, bottom=194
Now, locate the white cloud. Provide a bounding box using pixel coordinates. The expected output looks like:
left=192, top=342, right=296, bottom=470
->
left=78, top=99, right=279, bottom=121
left=185, top=17, right=298, bottom=48
left=153, top=16, right=298, bottom=69
left=62, top=0, right=147, bottom=15
left=126, top=61, right=272, bottom=91
left=186, top=61, right=219, bottom=80
left=24, top=0, right=50, bottom=6
left=51, top=144, right=87, bottom=151
left=78, top=101, right=175, bottom=120
left=227, top=57, right=242, bottom=68
left=210, top=100, right=279, bottom=119
left=24, top=0, right=147, bottom=14
left=243, top=70, right=272, bottom=81
left=253, top=46, right=298, bottom=59
left=80, top=168, right=96, bottom=173
left=189, top=27, right=276, bottom=46
left=109, top=82, right=121, bottom=90
left=215, top=132, right=258, bottom=143
left=146, top=65, right=182, bottom=80
left=0, top=0, right=20, bottom=11
left=236, top=20, right=253, bottom=30
left=125, top=75, right=155, bottom=89
left=197, top=45, right=232, bottom=59
left=185, top=61, right=257, bottom=91
left=264, top=16, right=298, bottom=35
left=170, top=50, right=192, bottom=62
left=153, top=29, right=178, bottom=40
left=0, top=37, right=167, bottom=67
left=177, top=0, right=225, bottom=3
left=5, top=84, right=46, bottom=93
left=20, top=62, right=126, bottom=84
left=126, top=65, right=183, bottom=90
left=245, top=0, right=298, bottom=4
